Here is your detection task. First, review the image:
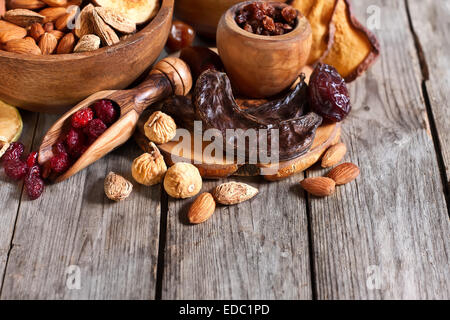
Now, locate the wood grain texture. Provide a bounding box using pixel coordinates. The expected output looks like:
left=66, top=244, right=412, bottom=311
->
left=0, top=0, right=174, bottom=113
left=307, top=0, right=450, bottom=299
left=407, top=0, right=450, bottom=186
left=162, top=176, right=312, bottom=300
left=1, top=114, right=162, bottom=299
left=0, top=111, right=38, bottom=285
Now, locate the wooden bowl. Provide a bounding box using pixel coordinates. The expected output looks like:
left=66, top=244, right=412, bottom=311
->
left=217, top=1, right=312, bottom=98
left=0, top=0, right=174, bottom=113
left=175, top=0, right=289, bottom=39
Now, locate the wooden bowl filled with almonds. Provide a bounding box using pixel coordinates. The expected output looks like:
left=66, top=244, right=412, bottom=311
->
left=0, top=0, right=173, bottom=113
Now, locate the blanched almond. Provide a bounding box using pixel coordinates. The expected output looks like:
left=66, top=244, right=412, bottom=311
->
left=300, top=177, right=336, bottom=197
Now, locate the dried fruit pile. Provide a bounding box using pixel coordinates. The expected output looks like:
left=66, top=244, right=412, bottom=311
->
left=0, top=0, right=160, bottom=55
left=235, top=1, right=298, bottom=36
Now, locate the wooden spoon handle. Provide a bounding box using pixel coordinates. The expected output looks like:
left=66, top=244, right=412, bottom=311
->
left=133, top=57, right=192, bottom=114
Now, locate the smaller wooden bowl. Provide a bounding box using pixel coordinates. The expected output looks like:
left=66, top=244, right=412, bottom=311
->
left=217, top=1, right=312, bottom=98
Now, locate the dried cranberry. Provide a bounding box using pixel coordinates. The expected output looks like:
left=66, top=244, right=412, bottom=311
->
left=65, top=128, right=86, bottom=154
left=4, top=159, right=27, bottom=180
left=50, top=152, right=70, bottom=174
left=26, top=151, right=38, bottom=168
left=84, top=118, right=107, bottom=140
left=281, top=6, right=298, bottom=23
left=53, top=142, right=67, bottom=155
left=2, top=142, right=24, bottom=162
left=71, top=107, right=94, bottom=129
left=25, top=176, right=44, bottom=200
left=309, top=63, right=352, bottom=122
left=93, top=100, right=118, bottom=125
left=26, top=165, right=41, bottom=182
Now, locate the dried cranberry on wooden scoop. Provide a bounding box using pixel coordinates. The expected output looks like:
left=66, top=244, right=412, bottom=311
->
left=309, top=63, right=351, bottom=122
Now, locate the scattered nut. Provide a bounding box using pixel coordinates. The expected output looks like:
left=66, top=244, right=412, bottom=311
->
left=131, top=142, right=167, bottom=186
left=4, top=9, right=45, bottom=27
left=38, top=32, right=57, bottom=55
left=4, top=37, right=42, bottom=55
left=327, top=162, right=360, bottom=185
left=56, top=32, right=75, bottom=54
left=74, top=3, right=94, bottom=38
left=188, top=192, right=216, bottom=224
left=104, top=171, right=133, bottom=201
left=29, top=22, right=45, bottom=41
left=300, top=177, right=336, bottom=197
left=144, top=111, right=177, bottom=144
left=213, top=181, right=258, bottom=205
left=164, top=162, right=202, bottom=199
left=73, top=34, right=100, bottom=52
left=321, top=142, right=347, bottom=168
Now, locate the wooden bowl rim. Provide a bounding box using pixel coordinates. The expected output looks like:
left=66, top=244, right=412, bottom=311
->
left=0, top=0, right=174, bottom=62
left=221, top=0, right=311, bottom=42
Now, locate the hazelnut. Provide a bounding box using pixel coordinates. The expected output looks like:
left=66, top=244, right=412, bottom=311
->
left=104, top=172, right=133, bottom=201
left=132, top=142, right=167, bottom=186
left=164, top=162, right=202, bottom=199
left=144, top=111, right=177, bottom=144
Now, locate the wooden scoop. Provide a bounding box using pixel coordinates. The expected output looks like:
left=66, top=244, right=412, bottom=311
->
left=38, top=57, right=192, bottom=183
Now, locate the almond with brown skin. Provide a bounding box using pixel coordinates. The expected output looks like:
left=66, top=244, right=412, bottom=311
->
left=300, top=177, right=336, bottom=197
left=188, top=192, right=216, bottom=224
left=74, top=3, right=94, bottom=38
left=39, top=32, right=57, bottom=54
left=0, top=20, right=27, bottom=43
left=49, top=29, right=64, bottom=40
left=29, top=22, right=44, bottom=41
left=8, top=0, right=46, bottom=10
left=95, top=7, right=136, bottom=34
left=213, top=181, right=258, bottom=205
left=321, top=142, right=347, bottom=168
left=4, top=9, right=45, bottom=27
left=41, top=0, right=68, bottom=6
left=4, top=36, right=41, bottom=54
left=73, top=33, right=100, bottom=52
left=327, top=162, right=360, bottom=185
left=39, top=7, right=67, bottom=23
left=56, top=32, right=74, bottom=53
left=54, top=7, right=77, bottom=31
left=92, top=8, right=119, bottom=46
left=43, top=22, right=54, bottom=32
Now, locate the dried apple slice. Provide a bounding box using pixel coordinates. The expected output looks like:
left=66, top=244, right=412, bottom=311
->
left=93, top=0, right=160, bottom=25
left=322, top=0, right=380, bottom=82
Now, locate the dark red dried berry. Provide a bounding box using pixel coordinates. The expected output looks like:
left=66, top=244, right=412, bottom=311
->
left=25, top=176, right=44, bottom=200
left=53, top=142, right=67, bottom=155
left=93, top=100, right=118, bottom=125
left=4, top=159, right=27, bottom=180
left=2, top=142, right=24, bottom=162
left=309, top=63, right=352, bottom=122
left=262, top=15, right=275, bottom=32
left=50, top=152, right=70, bottom=174
left=71, top=107, right=94, bottom=129
left=26, top=151, right=38, bottom=168
left=84, top=118, right=107, bottom=140
left=26, top=165, right=41, bottom=181
left=235, top=14, right=246, bottom=25
left=243, top=23, right=253, bottom=33
left=281, top=6, right=298, bottom=23
left=65, top=128, right=85, bottom=153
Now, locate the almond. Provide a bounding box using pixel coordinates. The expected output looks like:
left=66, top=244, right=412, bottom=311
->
left=56, top=32, right=74, bottom=53
left=188, top=192, right=216, bottom=224
left=39, top=7, right=67, bottom=23
left=4, top=36, right=41, bottom=54
left=7, top=0, right=46, bottom=10
left=0, top=20, right=27, bottom=43
left=95, top=7, right=136, bottom=34
left=321, top=142, right=347, bottom=168
left=49, top=29, right=64, bottom=40
left=54, top=7, right=76, bottom=31
left=38, top=32, right=57, bottom=54
left=74, top=3, right=94, bottom=38
left=92, top=8, right=119, bottom=46
left=213, top=181, right=259, bottom=205
left=29, top=22, right=44, bottom=41
left=73, top=33, right=100, bottom=52
left=4, top=9, right=44, bottom=27
left=43, top=22, right=54, bottom=32
left=41, top=0, right=68, bottom=6
left=327, top=162, right=360, bottom=185
left=300, top=177, right=336, bottom=197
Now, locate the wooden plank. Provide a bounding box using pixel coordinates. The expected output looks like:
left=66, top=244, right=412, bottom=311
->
left=0, top=110, right=38, bottom=285
left=1, top=114, right=162, bottom=299
left=162, top=176, right=312, bottom=300
left=407, top=0, right=450, bottom=185
left=307, top=0, right=450, bottom=299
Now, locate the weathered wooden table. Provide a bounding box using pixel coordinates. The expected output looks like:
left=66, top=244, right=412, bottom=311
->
left=0, top=0, right=449, bottom=299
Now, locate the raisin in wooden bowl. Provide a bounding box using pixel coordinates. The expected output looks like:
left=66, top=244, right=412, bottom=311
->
left=217, top=1, right=312, bottom=98
left=0, top=0, right=173, bottom=113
